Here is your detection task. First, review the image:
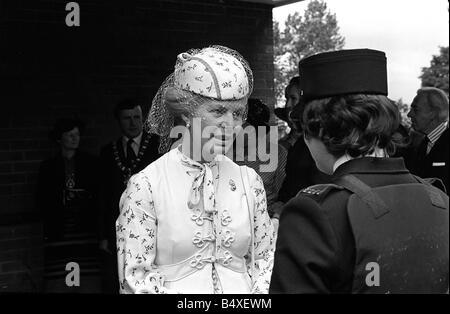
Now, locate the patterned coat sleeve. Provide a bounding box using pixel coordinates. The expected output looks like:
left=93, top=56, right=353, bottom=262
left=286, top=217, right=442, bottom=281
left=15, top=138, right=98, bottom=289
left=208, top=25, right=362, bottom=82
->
left=246, top=169, right=276, bottom=294
left=116, top=172, right=176, bottom=294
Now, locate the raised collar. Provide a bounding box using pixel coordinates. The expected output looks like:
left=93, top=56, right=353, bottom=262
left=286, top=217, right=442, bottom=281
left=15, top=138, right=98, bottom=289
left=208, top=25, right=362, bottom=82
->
left=172, top=144, right=232, bottom=169
left=332, top=157, right=409, bottom=180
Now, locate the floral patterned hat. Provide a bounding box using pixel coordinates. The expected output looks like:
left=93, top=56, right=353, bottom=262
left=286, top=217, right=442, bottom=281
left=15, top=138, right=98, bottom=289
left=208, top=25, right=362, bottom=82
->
left=146, top=45, right=254, bottom=153
left=174, top=47, right=251, bottom=100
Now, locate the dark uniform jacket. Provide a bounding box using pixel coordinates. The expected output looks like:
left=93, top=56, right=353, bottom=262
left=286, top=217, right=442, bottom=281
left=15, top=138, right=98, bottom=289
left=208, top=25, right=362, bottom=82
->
left=270, top=157, right=449, bottom=294
left=99, top=132, right=160, bottom=249
left=407, top=128, right=449, bottom=194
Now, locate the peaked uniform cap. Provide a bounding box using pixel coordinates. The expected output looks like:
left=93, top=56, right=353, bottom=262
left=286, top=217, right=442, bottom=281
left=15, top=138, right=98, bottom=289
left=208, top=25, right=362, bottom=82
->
left=298, top=49, right=388, bottom=101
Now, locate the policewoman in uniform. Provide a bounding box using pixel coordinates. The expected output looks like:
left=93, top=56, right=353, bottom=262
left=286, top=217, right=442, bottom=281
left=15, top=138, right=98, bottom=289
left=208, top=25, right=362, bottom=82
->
left=270, top=49, right=449, bottom=294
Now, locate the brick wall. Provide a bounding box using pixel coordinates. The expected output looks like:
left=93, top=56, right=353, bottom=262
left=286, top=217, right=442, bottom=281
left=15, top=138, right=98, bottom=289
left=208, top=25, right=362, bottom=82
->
left=0, top=223, right=43, bottom=292
left=0, top=0, right=275, bottom=292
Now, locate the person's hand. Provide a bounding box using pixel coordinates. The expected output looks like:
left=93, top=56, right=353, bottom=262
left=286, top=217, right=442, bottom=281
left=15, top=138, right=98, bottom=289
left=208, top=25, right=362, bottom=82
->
left=99, top=239, right=112, bottom=254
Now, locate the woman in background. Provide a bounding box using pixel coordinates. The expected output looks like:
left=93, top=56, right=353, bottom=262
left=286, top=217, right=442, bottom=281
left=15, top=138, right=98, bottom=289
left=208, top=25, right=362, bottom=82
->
left=37, top=118, right=101, bottom=293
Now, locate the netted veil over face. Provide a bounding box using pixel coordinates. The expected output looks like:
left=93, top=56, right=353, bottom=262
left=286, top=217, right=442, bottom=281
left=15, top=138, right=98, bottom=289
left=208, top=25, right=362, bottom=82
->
left=145, top=45, right=254, bottom=154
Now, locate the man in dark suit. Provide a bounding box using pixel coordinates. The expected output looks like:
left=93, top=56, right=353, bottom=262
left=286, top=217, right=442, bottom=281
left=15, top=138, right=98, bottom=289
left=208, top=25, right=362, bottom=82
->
left=270, top=49, right=449, bottom=294
left=407, top=87, right=449, bottom=194
left=99, top=99, right=160, bottom=293
left=277, top=135, right=331, bottom=205
left=274, top=83, right=332, bottom=222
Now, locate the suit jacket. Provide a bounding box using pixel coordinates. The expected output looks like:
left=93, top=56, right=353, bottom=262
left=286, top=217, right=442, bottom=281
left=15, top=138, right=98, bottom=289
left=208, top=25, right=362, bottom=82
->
left=99, top=132, right=160, bottom=248
left=408, top=128, right=449, bottom=194
left=270, top=157, right=449, bottom=293
left=37, top=151, right=100, bottom=242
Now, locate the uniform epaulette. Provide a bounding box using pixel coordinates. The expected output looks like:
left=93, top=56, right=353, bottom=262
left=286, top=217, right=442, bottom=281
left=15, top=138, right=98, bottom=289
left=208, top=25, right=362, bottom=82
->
left=298, top=184, right=344, bottom=201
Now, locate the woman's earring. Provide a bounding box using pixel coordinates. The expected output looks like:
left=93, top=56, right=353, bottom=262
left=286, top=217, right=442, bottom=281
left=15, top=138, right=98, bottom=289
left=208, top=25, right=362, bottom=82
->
left=186, top=122, right=191, bottom=129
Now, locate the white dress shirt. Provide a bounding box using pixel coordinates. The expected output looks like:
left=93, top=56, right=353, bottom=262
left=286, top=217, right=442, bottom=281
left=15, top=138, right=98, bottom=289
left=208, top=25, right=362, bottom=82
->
left=122, top=132, right=143, bottom=158
left=333, top=147, right=388, bottom=173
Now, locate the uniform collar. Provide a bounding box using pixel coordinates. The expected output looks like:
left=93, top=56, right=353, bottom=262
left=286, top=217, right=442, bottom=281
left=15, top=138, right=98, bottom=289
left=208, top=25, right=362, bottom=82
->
left=332, top=157, right=409, bottom=179
left=332, top=148, right=388, bottom=173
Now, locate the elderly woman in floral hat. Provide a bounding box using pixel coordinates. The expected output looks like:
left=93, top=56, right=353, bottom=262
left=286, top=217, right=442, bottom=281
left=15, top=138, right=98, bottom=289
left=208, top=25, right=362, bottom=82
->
left=116, top=46, right=275, bottom=294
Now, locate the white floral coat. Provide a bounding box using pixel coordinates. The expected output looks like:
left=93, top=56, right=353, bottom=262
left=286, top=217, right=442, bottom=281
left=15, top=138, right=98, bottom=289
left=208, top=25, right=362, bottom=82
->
left=116, top=146, right=275, bottom=294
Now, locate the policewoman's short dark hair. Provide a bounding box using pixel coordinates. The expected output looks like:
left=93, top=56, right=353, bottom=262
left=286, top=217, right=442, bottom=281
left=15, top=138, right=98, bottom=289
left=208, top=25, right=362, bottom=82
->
left=298, top=49, right=404, bottom=157
left=303, top=94, right=404, bottom=157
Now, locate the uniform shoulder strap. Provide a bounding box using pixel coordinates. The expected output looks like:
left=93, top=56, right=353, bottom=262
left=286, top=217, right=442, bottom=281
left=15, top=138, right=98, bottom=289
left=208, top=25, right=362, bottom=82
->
left=412, top=175, right=447, bottom=209
left=334, top=174, right=390, bottom=218
left=297, top=184, right=344, bottom=202
left=412, top=175, right=447, bottom=194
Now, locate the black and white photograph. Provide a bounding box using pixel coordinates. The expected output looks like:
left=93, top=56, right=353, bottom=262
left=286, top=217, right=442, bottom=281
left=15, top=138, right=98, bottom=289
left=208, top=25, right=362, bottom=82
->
left=0, top=0, right=448, bottom=302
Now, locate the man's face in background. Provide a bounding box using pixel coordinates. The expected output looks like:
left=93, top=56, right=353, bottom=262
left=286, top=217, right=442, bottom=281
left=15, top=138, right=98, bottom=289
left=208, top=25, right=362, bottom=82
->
left=118, top=106, right=143, bottom=139
left=408, top=94, right=436, bottom=134
left=285, top=84, right=301, bottom=131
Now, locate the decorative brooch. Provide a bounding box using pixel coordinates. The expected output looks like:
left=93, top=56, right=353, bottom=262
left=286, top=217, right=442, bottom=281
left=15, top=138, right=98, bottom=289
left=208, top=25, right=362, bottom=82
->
left=229, top=179, right=236, bottom=191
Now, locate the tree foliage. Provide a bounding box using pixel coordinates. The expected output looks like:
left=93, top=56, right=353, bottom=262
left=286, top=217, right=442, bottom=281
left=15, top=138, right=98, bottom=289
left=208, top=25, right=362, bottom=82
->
left=273, top=0, right=345, bottom=104
left=395, top=98, right=412, bottom=129
left=420, top=46, right=449, bottom=96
